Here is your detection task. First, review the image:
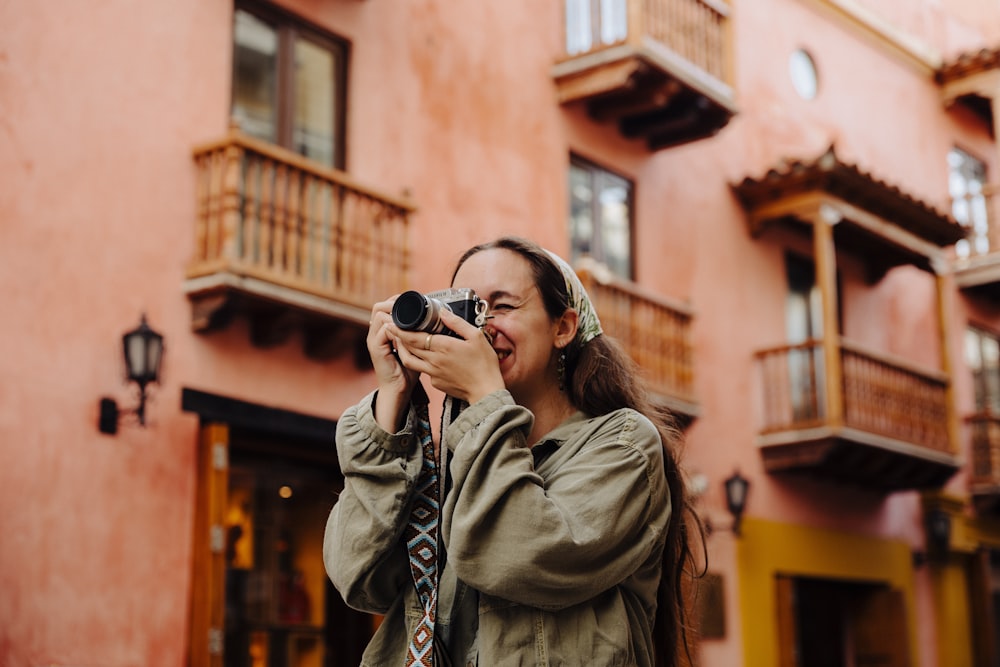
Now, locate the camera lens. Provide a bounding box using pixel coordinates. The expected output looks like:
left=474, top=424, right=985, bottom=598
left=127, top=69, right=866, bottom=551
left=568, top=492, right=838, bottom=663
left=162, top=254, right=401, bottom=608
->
left=392, top=291, right=431, bottom=330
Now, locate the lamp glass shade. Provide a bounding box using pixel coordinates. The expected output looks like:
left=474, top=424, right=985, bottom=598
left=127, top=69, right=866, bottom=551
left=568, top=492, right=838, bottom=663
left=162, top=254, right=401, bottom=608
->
left=123, top=315, right=163, bottom=386
left=724, top=472, right=749, bottom=515
left=925, top=509, right=951, bottom=551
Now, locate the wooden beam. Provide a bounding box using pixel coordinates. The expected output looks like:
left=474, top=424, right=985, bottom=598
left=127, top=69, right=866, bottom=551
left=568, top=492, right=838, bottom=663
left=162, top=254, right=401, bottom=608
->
left=826, top=197, right=946, bottom=264
left=813, top=218, right=844, bottom=427
left=935, top=272, right=960, bottom=456
left=743, top=192, right=829, bottom=236
left=587, top=79, right=682, bottom=122
left=188, top=422, right=229, bottom=667
left=941, top=69, right=1000, bottom=107
left=553, top=58, right=642, bottom=104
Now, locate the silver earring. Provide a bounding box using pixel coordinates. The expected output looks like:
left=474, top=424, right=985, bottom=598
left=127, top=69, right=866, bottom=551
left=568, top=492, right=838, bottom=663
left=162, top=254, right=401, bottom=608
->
left=557, top=350, right=567, bottom=392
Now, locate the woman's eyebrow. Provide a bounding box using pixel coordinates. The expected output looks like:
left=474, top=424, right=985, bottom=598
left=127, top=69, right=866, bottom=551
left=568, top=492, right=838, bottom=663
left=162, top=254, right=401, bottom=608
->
left=489, top=290, right=530, bottom=304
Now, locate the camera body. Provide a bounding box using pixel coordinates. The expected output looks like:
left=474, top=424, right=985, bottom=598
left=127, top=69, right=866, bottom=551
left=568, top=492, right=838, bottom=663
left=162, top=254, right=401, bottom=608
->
left=391, top=288, right=489, bottom=337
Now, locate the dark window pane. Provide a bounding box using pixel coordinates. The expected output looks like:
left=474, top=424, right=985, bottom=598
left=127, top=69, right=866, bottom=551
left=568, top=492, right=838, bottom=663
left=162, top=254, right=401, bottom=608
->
left=293, top=37, right=337, bottom=167
left=597, top=172, right=631, bottom=277
left=569, top=163, right=595, bottom=258
left=233, top=9, right=278, bottom=144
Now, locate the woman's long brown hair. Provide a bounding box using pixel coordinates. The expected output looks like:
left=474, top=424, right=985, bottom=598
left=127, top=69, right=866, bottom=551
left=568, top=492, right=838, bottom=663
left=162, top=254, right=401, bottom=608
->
left=453, top=236, right=706, bottom=667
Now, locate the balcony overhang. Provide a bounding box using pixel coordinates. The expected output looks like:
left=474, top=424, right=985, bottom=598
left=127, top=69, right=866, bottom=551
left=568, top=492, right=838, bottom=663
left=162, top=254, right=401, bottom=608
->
left=955, top=255, right=1000, bottom=300
left=732, top=146, right=966, bottom=279
left=937, top=46, right=1000, bottom=133
left=183, top=268, right=375, bottom=362
left=552, top=38, right=736, bottom=150
left=759, top=426, right=960, bottom=492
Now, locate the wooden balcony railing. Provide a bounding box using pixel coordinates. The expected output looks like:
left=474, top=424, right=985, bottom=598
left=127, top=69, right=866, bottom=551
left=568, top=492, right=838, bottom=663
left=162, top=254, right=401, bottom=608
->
left=755, top=338, right=955, bottom=490
left=757, top=339, right=949, bottom=450
left=576, top=260, right=697, bottom=421
left=969, top=413, right=1000, bottom=488
left=555, top=0, right=735, bottom=150
left=757, top=340, right=826, bottom=432
left=840, top=341, right=950, bottom=452
left=952, top=184, right=1000, bottom=298
left=184, top=127, right=414, bottom=357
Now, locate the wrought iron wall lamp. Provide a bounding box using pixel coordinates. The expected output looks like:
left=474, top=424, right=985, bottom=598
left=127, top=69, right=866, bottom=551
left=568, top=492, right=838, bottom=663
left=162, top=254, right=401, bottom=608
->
left=924, top=507, right=952, bottom=557
left=707, top=469, right=750, bottom=537
left=98, top=314, right=164, bottom=435
left=723, top=470, right=750, bottom=536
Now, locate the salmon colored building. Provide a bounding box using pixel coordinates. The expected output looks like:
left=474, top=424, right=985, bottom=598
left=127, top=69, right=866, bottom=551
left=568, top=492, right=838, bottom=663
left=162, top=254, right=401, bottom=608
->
left=5, top=0, right=1000, bottom=665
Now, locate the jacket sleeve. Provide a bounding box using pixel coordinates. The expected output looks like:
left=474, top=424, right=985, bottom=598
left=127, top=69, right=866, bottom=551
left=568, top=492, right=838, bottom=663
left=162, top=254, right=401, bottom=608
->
left=440, top=391, right=671, bottom=611
left=323, top=390, right=424, bottom=613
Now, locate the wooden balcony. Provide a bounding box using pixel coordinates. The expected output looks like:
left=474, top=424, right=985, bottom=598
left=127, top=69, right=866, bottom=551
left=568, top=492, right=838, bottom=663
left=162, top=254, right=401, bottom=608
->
left=553, top=0, right=736, bottom=150
left=576, top=259, right=698, bottom=424
left=755, top=339, right=958, bottom=491
left=969, top=413, right=1000, bottom=513
left=184, top=127, right=414, bottom=361
left=953, top=185, right=1000, bottom=299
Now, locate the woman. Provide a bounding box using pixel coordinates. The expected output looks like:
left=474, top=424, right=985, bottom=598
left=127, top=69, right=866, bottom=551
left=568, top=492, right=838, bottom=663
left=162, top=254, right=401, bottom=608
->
left=324, top=236, right=699, bottom=666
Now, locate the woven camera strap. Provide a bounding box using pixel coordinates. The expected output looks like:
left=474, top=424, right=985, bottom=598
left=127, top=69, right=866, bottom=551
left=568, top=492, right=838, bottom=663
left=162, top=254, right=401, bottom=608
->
left=404, top=394, right=463, bottom=667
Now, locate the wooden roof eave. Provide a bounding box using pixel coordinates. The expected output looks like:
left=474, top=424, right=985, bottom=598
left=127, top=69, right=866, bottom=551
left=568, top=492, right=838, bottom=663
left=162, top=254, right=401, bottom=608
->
left=732, top=148, right=966, bottom=269
left=738, top=190, right=953, bottom=274
left=937, top=46, right=1000, bottom=87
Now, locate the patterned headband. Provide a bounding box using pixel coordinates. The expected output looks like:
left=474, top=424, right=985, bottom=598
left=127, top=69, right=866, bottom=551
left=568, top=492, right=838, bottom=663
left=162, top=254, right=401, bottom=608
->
left=545, top=249, right=603, bottom=346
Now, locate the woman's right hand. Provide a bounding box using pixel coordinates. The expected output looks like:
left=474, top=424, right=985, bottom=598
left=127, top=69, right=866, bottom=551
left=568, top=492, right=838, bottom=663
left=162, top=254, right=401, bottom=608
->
left=368, top=297, right=419, bottom=432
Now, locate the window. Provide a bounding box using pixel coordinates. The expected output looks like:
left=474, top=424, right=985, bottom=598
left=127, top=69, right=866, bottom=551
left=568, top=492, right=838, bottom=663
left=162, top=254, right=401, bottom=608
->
left=949, top=147, right=989, bottom=258
left=789, top=48, right=819, bottom=100
left=565, top=0, right=627, bottom=55
left=785, top=254, right=825, bottom=422
left=966, top=326, right=1000, bottom=414
left=568, top=156, right=633, bottom=278
left=233, top=4, right=347, bottom=169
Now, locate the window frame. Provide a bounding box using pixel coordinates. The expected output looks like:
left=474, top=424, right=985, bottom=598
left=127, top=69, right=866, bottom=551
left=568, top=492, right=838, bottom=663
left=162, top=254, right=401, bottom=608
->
left=966, top=323, right=1000, bottom=415
left=948, top=145, right=989, bottom=258
left=568, top=153, right=636, bottom=280
left=233, top=0, right=349, bottom=170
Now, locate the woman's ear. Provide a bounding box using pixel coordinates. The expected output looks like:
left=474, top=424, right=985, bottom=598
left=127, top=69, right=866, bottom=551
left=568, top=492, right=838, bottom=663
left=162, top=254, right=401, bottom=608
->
left=554, top=309, right=579, bottom=349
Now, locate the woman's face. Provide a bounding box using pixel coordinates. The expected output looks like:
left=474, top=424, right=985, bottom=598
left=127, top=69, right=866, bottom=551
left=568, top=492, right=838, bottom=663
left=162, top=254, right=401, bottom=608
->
left=452, top=248, right=573, bottom=406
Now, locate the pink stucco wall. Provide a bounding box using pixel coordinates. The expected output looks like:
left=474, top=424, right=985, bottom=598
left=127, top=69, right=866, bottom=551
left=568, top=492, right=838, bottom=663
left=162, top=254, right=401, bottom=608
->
left=3, top=0, right=999, bottom=665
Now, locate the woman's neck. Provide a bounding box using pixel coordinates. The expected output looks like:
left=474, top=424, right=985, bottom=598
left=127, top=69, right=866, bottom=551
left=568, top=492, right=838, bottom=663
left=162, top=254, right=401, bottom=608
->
left=523, top=390, right=577, bottom=446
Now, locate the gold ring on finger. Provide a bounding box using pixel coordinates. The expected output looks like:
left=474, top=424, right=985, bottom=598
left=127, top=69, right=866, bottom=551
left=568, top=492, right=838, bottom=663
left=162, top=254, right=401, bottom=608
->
left=424, top=334, right=433, bottom=351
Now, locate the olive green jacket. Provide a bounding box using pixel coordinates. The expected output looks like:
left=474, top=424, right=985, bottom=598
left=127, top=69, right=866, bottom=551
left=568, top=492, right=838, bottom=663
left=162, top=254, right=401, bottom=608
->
left=324, top=388, right=671, bottom=666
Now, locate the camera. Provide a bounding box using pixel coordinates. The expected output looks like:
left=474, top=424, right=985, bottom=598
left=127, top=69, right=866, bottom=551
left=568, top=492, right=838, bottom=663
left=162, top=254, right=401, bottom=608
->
left=391, top=288, right=489, bottom=337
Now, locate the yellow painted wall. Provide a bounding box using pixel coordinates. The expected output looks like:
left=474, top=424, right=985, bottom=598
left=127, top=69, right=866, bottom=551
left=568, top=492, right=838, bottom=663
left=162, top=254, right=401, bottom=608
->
left=933, top=558, right=973, bottom=667
left=737, top=517, right=917, bottom=666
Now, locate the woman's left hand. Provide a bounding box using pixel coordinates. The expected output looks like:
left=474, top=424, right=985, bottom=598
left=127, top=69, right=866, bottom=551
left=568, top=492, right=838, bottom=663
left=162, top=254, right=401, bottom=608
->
left=389, top=309, right=505, bottom=404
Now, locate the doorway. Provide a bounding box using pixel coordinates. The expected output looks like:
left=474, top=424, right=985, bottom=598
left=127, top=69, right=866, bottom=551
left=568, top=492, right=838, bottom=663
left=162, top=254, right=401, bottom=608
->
left=776, top=575, right=909, bottom=667
left=184, top=389, right=374, bottom=667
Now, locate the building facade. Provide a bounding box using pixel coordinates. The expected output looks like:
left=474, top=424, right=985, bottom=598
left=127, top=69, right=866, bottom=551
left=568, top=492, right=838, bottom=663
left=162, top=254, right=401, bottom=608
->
left=3, top=0, right=1000, bottom=665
